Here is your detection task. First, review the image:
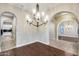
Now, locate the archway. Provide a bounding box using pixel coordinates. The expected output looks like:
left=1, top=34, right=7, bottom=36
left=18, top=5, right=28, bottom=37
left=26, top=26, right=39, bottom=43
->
left=0, top=11, right=16, bottom=51
left=54, top=11, right=79, bottom=41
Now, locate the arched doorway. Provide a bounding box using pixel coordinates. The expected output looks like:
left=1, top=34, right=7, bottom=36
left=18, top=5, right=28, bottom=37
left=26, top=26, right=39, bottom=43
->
left=0, top=11, right=16, bottom=52
left=54, top=11, right=79, bottom=41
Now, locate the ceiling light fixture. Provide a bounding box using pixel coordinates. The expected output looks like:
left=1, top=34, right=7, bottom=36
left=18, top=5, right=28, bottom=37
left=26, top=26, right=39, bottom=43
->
left=26, top=3, right=49, bottom=27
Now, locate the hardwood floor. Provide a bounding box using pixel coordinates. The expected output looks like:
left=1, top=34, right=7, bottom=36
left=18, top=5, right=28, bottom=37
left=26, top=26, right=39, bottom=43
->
left=0, top=42, right=76, bottom=56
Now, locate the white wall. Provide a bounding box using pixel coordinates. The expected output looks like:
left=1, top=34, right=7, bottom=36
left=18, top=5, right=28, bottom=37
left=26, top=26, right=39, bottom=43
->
left=0, top=4, right=49, bottom=48
left=16, top=20, right=49, bottom=47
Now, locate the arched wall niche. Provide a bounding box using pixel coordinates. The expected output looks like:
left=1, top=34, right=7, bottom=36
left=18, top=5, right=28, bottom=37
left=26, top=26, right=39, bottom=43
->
left=53, top=11, right=79, bottom=41
left=0, top=11, right=16, bottom=51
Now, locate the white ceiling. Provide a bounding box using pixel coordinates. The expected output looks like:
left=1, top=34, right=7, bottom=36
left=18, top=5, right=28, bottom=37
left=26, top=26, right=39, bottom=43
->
left=8, top=3, right=79, bottom=13
left=8, top=3, right=79, bottom=20
left=9, top=3, right=64, bottom=12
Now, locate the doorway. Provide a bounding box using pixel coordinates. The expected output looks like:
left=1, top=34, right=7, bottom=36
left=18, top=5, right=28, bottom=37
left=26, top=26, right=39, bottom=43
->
left=54, top=11, right=79, bottom=41
left=0, top=11, right=16, bottom=52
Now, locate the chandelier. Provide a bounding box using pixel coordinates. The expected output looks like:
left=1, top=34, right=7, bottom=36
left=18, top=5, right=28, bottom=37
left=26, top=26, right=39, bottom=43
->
left=26, top=3, right=49, bottom=27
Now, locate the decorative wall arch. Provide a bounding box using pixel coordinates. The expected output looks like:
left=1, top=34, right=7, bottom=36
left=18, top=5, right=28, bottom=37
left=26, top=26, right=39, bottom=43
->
left=53, top=11, right=79, bottom=40
left=0, top=11, right=16, bottom=51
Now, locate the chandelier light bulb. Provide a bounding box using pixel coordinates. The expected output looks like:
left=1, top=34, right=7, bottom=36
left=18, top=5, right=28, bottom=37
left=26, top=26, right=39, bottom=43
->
left=28, top=18, right=32, bottom=22
left=46, top=15, right=49, bottom=20
left=36, top=12, right=40, bottom=19
left=26, top=15, right=32, bottom=22
left=42, top=12, right=45, bottom=16
left=26, top=15, right=30, bottom=19
left=44, top=15, right=49, bottom=22
left=32, top=8, right=36, bottom=14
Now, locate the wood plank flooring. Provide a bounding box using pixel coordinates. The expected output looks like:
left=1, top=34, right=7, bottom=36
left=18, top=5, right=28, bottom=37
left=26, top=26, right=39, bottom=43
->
left=0, top=42, right=76, bottom=56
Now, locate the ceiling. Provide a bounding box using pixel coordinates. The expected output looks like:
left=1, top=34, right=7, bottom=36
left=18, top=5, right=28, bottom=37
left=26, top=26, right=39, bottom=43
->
left=9, top=3, right=54, bottom=12
left=8, top=3, right=79, bottom=20
left=8, top=3, right=79, bottom=14
left=9, top=3, right=79, bottom=11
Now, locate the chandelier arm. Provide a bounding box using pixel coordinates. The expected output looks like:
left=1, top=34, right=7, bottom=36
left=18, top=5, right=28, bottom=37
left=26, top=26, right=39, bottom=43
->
left=38, top=21, right=48, bottom=26
left=30, top=21, right=48, bottom=27
left=30, top=22, right=38, bottom=27
left=34, top=20, right=42, bottom=22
